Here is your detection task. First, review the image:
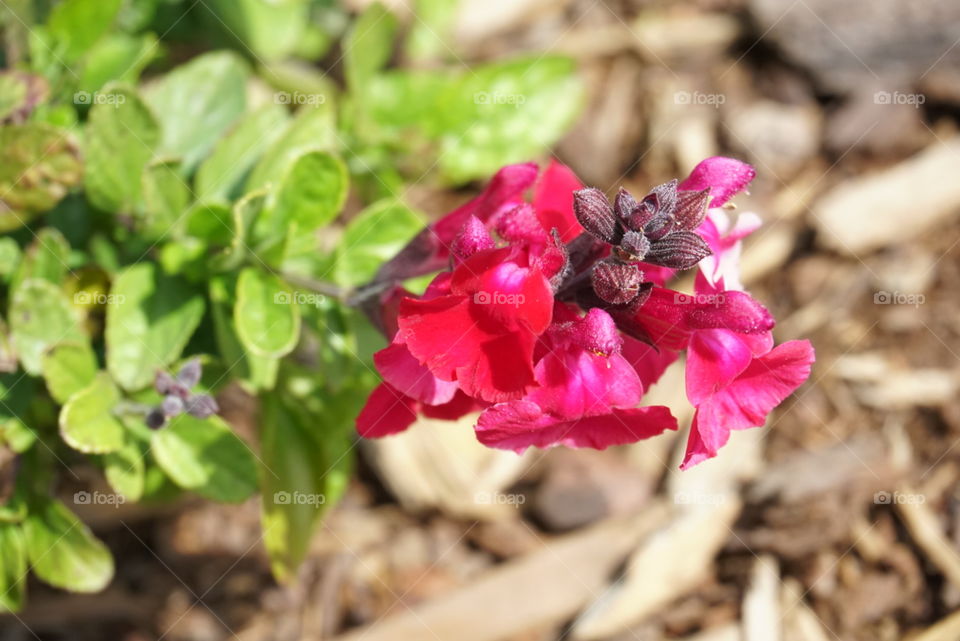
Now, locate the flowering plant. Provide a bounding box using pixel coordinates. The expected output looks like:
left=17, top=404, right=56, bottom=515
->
left=356, top=158, right=815, bottom=468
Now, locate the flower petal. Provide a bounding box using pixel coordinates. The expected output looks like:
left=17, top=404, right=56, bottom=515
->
left=679, top=157, right=756, bottom=208
left=374, top=341, right=459, bottom=405
left=533, top=159, right=584, bottom=242
left=356, top=384, right=418, bottom=438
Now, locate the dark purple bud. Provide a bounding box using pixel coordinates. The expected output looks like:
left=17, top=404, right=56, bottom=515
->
left=644, top=231, right=712, bottom=269
left=162, top=395, right=185, bottom=417
left=618, top=230, right=650, bottom=261
left=591, top=261, right=644, bottom=306
left=646, top=179, right=678, bottom=216
left=622, top=198, right=657, bottom=231
left=146, top=408, right=166, bottom=430
left=186, top=394, right=219, bottom=419
left=644, top=213, right=675, bottom=240
left=573, top=188, right=621, bottom=244
left=674, top=189, right=711, bottom=231
left=156, top=370, right=189, bottom=399
left=613, top=188, right=637, bottom=222
left=176, top=358, right=202, bottom=388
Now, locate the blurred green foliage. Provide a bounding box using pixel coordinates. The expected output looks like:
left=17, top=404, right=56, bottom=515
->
left=0, top=0, right=583, bottom=608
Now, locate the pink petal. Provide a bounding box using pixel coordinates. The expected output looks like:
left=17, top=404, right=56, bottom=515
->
left=452, top=215, right=495, bottom=261
left=374, top=341, right=459, bottom=405
left=476, top=401, right=678, bottom=453
left=681, top=339, right=815, bottom=468
left=533, top=159, right=584, bottom=242
left=684, top=290, right=775, bottom=334
left=356, top=384, right=418, bottom=438
left=679, top=157, right=756, bottom=208
left=685, top=329, right=754, bottom=405
left=621, top=336, right=679, bottom=391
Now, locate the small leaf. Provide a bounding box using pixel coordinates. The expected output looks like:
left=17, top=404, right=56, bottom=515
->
left=78, top=33, right=158, bottom=93
left=195, top=103, right=290, bottom=202
left=345, top=3, right=398, bottom=91
left=144, top=51, right=248, bottom=173
left=103, top=434, right=146, bottom=501
left=271, top=150, right=348, bottom=232
left=332, top=199, right=423, bottom=287
left=141, top=158, right=190, bottom=239
left=205, top=0, right=309, bottom=62
left=0, top=522, right=26, bottom=611
left=59, top=373, right=124, bottom=454
left=9, top=279, right=85, bottom=376
left=10, top=227, right=70, bottom=293
left=42, top=342, right=98, bottom=404
left=246, top=106, right=337, bottom=192
left=151, top=414, right=257, bottom=503
left=234, top=268, right=301, bottom=358
left=0, top=71, right=48, bottom=123
left=23, top=498, right=114, bottom=593
left=0, top=124, right=82, bottom=231
left=47, top=0, right=123, bottom=61
left=106, top=263, right=205, bottom=391
left=84, top=85, right=160, bottom=214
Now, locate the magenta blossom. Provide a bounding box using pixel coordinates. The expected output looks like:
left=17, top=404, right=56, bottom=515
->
left=356, top=156, right=814, bottom=468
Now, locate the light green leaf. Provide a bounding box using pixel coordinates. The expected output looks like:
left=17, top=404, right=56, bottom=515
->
left=105, top=263, right=205, bottom=391
left=47, top=0, right=123, bottom=62
left=103, top=434, right=146, bottom=501
left=0, top=374, right=36, bottom=454
left=205, top=0, right=309, bottom=61
left=141, top=158, right=189, bottom=238
left=272, top=150, right=348, bottom=231
left=234, top=268, right=301, bottom=358
left=332, top=199, right=423, bottom=287
left=0, top=124, right=82, bottom=232
left=10, top=227, right=70, bottom=292
left=9, top=279, right=85, bottom=376
left=195, top=103, right=290, bottom=203
left=345, top=3, right=397, bottom=91
left=152, top=414, right=257, bottom=503
left=23, top=498, right=114, bottom=593
left=259, top=391, right=328, bottom=582
left=144, top=51, right=248, bottom=173
left=84, top=85, right=160, bottom=214
left=0, top=71, right=48, bottom=122
left=0, top=238, right=22, bottom=281
left=209, top=276, right=279, bottom=392
left=246, top=105, right=337, bottom=192
left=42, top=342, right=97, bottom=405
left=59, top=373, right=124, bottom=454
left=0, top=522, right=26, bottom=612
left=79, top=32, right=158, bottom=93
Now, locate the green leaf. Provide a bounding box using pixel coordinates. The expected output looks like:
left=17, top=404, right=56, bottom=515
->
left=209, top=276, right=279, bottom=392
left=234, top=268, right=301, bottom=358
left=152, top=414, right=257, bottom=503
left=10, top=227, right=70, bottom=292
left=0, top=71, right=48, bottom=122
left=9, top=279, right=85, bottom=376
left=105, top=263, right=205, bottom=391
left=195, top=103, right=290, bottom=203
left=42, top=342, right=97, bottom=405
left=332, top=199, right=423, bottom=287
left=246, top=105, right=338, bottom=192
left=141, top=158, right=190, bottom=238
left=103, top=434, right=146, bottom=501
left=58, top=373, right=124, bottom=454
left=0, top=124, right=82, bottom=232
left=259, top=391, right=328, bottom=582
left=144, top=51, right=248, bottom=173
left=205, top=0, right=309, bottom=61
left=84, top=85, right=160, bottom=214
left=23, top=498, right=114, bottom=593
left=272, top=150, right=348, bottom=231
left=0, top=374, right=36, bottom=454
left=47, top=0, right=123, bottom=62
left=0, top=238, right=22, bottom=281
left=345, top=3, right=398, bottom=91
left=0, top=522, right=26, bottom=612
left=79, top=33, right=158, bottom=93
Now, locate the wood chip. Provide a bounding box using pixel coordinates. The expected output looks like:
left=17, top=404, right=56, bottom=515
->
left=743, top=556, right=781, bottom=641
left=896, top=484, right=960, bottom=591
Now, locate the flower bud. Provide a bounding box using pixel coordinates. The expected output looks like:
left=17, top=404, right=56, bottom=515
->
left=618, top=230, right=650, bottom=261
left=674, top=188, right=711, bottom=230
left=591, top=261, right=643, bottom=306
left=574, top=188, right=621, bottom=244
left=643, top=231, right=712, bottom=269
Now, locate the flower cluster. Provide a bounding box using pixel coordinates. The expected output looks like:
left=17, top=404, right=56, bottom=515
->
left=356, top=158, right=814, bottom=468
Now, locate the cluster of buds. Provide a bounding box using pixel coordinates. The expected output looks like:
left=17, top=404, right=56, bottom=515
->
left=574, top=180, right=712, bottom=307
left=146, top=358, right=219, bottom=429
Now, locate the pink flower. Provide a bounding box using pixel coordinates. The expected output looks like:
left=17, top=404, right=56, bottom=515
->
left=476, top=307, right=677, bottom=452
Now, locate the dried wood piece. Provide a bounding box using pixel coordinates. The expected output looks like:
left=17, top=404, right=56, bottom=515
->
left=743, top=556, right=781, bottom=641
left=906, top=610, right=960, bottom=641
left=896, top=484, right=960, bottom=591
left=325, top=505, right=670, bottom=641
left=813, top=137, right=960, bottom=254
left=780, top=578, right=833, bottom=641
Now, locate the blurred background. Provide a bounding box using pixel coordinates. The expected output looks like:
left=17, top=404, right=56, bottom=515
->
left=3, top=0, right=960, bottom=640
